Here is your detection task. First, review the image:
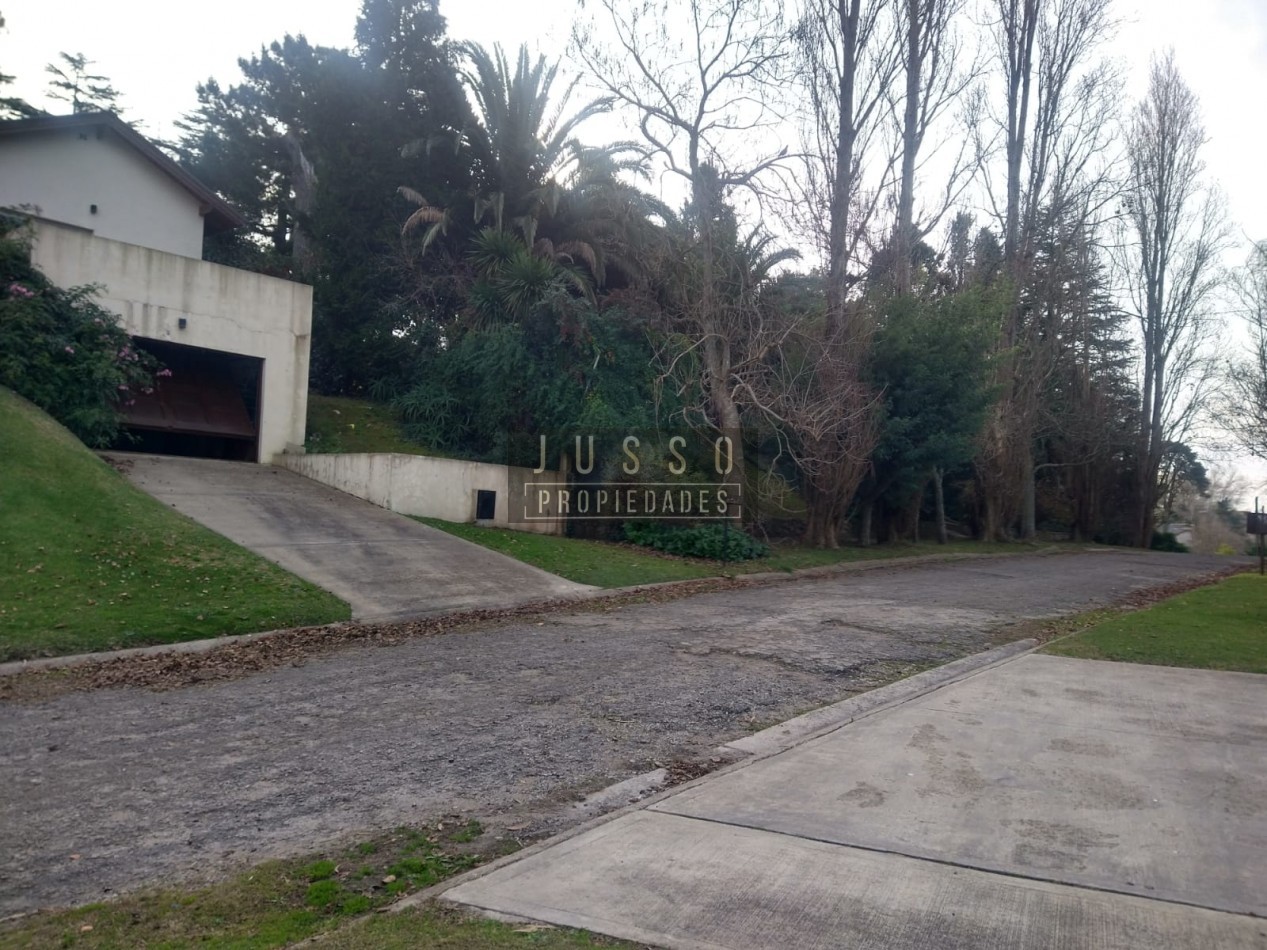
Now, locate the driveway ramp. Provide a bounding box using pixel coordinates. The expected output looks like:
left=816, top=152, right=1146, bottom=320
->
left=109, top=453, right=592, bottom=619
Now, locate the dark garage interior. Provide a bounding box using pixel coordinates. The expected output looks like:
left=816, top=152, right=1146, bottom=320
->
left=113, top=338, right=263, bottom=461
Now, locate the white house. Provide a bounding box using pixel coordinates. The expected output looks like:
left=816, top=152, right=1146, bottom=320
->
left=0, top=111, right=311, bottom=462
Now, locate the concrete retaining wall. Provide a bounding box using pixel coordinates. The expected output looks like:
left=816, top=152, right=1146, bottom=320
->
left=283, top=452, right=564, bottom=535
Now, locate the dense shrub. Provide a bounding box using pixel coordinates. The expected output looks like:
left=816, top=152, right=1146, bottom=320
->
left=623, top=521, right=769, bottom=561
left=0, top=221, right=159, bottom=447
left=1149, top=531, right=1190, bottom=554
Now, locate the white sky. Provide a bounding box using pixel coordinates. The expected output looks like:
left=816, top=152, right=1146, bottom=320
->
left=3, top=0, right=1266, bottom=499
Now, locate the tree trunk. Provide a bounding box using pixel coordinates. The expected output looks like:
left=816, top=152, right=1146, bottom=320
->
left=980, top=486, right=1003, bottom=542
left=1020, top=450, right=1036, bottom=540
left=933, top=467, right=948, bottom=544
left=859, top=501, right=873, bottom=547
left=894, top=0, right=921, bottom=296
left=802, top=485, right=841, bottom=549
left=283, top=130, right=317, bottom=278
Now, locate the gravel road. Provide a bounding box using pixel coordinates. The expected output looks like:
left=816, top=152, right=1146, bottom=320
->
left=0, top=549, right=1241, bottom=913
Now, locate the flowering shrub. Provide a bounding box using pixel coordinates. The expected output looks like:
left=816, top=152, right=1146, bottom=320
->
left=1, top=221, right=162, bottom=447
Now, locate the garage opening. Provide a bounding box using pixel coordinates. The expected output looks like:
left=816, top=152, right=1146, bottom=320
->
left=113, top=339, right=263, bottom=461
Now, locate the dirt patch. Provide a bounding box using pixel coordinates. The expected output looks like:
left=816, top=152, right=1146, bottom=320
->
left=662, top=757, right=724, bottom=787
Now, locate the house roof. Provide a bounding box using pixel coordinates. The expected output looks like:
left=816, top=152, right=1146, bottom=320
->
left=0, top=111, right=249, bottom=233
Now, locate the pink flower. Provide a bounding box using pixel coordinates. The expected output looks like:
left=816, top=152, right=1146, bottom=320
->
left=7, top=282, right=34, bottom=299
left=142, top=387, right=153, bottom=395
left=157, top=368, right=173, bottom=377
left=118, top=383, right=129, bottom=391
left=64, top=346, right=75, bottom=355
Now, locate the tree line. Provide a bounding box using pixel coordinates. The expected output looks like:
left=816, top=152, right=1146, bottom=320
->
left=3, top=0, right=1264, bottom=549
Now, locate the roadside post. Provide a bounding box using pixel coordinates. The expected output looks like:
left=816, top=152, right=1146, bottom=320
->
left=1249, top=498, right=1266, bottom=576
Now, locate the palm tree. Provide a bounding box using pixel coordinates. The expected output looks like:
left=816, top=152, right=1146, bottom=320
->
left=465, top=227, right=593, bottom=329
left=399, top=43, right=661, bottom=289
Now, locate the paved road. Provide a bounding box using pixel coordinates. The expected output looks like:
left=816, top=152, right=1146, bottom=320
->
left=107, top=453, right=590, bottom=619
left=446, top=655, right=1267, bottom=949
left=0, top=549, right=1241, bottom=913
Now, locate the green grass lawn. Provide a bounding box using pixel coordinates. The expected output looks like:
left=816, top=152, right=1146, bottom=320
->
left=0, top=388, right=350, bottom=660
left=1044, top=572, right=1267, bottom=673
left=305, top=394, right=437, bottom=455
left=0, top=823, right=628, bottom=950
left=415, top=517, right=1028, bottom=588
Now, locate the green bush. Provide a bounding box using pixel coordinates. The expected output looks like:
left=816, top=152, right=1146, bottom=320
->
left=623, top=521, right=769, bottom=561
left=0, top=220, right=159, bottom=447
left=1150, top=531, right=1190, bottom=554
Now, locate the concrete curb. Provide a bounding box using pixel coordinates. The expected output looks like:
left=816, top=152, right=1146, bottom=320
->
left=721, top=636, right=1038, bottom=757
left=0, top=549, right=1062, bottom=678
left=393, top=637, right=1037, bottom=913
left=0, top=624, right=356, bottom=678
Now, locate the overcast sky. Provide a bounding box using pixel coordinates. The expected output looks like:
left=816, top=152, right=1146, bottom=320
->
left=3, top=0, right=1265, bottom=496
left=2, top=0, right=1263, bottom=240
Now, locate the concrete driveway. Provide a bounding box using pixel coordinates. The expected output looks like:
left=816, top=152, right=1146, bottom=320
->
left=443, top=653, right=1267, bottom=949
left=107, top=453, right=590, bottom=619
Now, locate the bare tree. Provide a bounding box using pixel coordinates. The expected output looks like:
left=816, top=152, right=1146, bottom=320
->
left=1219, top=241, right=1267, bottom=462
left=891, top=0, right=979, bottom=295
left=974, top=0, right=1119, bottom=540
left=793, top=0, right=901, bottom=322
left=1117, top=51, right=1229, bottom=547
left=749, top=316, right=881, bottom=548
left=781, top=0, right=906, bottom=545
left=572, top=0, right=793, bottom=435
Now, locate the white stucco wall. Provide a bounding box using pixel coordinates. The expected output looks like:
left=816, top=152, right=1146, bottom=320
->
left=283, top=453, right=564, bottom=535
left=0, top=127, right=206, bottom=258
left=30, top=219, right=312, bottom=462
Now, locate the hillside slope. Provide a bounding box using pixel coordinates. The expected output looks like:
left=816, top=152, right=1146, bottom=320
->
left=0, top=388, right=349, bottom=659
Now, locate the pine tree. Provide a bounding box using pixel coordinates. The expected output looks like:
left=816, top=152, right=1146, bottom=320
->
left=45, top=52, right=122, bottom=113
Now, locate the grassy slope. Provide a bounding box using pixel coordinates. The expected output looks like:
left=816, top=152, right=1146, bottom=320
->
left=416, top=517, right=1025, bottom=589
left=1044, top=572, right=1266, bottom=673
left=0, top=388, right=349, bottom=659
left=0, top=824, right=628, bottom=950
left=305, top=394, right=439, bottom=455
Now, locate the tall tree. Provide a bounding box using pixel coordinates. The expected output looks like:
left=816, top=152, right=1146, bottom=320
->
left=794, top=0, right=900, bottom=329
left=572, top=0, right=793, bottom=439
left=864, top=282, right=1001, bottom=544
left=398, top=42, right=618, bottom=270
left=891, top=0, right=977, bottom=296
left=975, top=0, right=1118, bottom=539
left=1219, top=241, right=1267, bottom=462
left=178, top=1, right=470, bottom=393
left=781, top=0, right=899, bottom=545
left=1028, top=204, right=1137, bottom=542
left=1117, top=52, right=1229, bottom=547
left=45, top=52, right=122, bottom=113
